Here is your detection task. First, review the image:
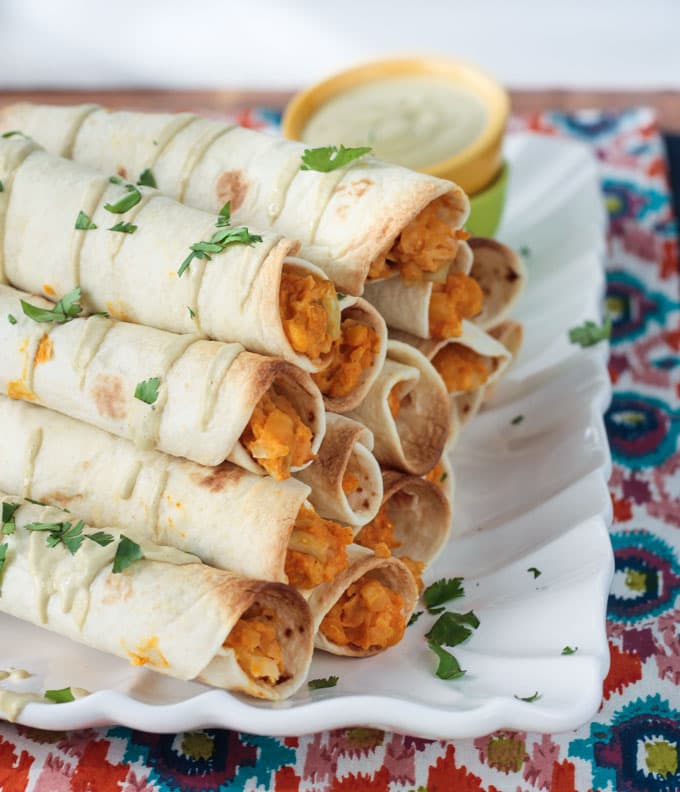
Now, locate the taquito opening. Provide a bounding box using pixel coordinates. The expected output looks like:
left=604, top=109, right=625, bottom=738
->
left=279, top=265, right=341, bottom=365
left=355, top=502, right=425, bottom=591
left=319, top=574, right=407, bottom=653
left=341, top=443, right=381, bottom=519
left=312, top=317, right=380, bottom=400
left=223, top=604, right=287, bottom=686
left=428, top=272, right=484, bottom=339
left=367, top=194, right=470, bottom=282
left=431, top=343, right=491, bottom=393
left=240, top=383, right=315, bottom=480
left=285, top=505, right=353, bottom=589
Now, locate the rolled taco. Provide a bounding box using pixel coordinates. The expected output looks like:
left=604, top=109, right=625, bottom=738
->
left=481, top=319, right=524, bottom=404
left=0, top=103, right=471, bottom=296
left=392, top=320, right=512, bottom=426
left=0, top=396, right=357, bottom=588
left=294, top=413, right=383, bottom=527
left=0, top=494, right=314, bottom=701
left=468, top=237, right=527, bottom=331
left=349, top=340, right=451, bottom=476
left=307, top=545, right=419, bottom=657
left=0, top=137, right=345, bottom=375
left=354, top=470, right=452, bottom=589
left=0, top=284, right=325, bottom=476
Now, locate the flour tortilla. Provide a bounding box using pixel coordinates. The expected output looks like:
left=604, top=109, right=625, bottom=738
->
left=294, top=414, right=383, bottom=527
left=0, top=103, right=470, bottom=296
left=362, top=239, right=475, bottom=338
left=305, top=545, right=419, bottom=657
left=482, top=319, right=524, bottom=404
left=376, top=470, right=452, bottom=565
left=0, top=137, right=338, bottom=373
left=0, top=494, right=314, bottom=701
left=349, top=340, right=451, bottom=475
left=468, top=237, right=527, bottom=330
left=0, top=284, right=325, bottom=470
left=392, top=319, right=512, bottom=426
left=0, top=396, right=312, bottom=582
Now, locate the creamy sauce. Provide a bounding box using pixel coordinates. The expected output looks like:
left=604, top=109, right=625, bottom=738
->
left=0, top=668, right=33, bottom=682
left=0, top=690, right=45, bottom=722
left=199, top=343, right=242, bottom=430
left=302, top=76, right=488, bottom=170
left=22, top=426, right=43, bottom=495
left=73, top=316, right=114, bottom=388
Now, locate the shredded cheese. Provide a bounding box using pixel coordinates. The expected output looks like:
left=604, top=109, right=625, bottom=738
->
left=34, top=335, right=54, bottom=366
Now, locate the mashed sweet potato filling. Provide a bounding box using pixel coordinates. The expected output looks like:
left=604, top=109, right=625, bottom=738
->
left=368, top=196, right=470, bottom=282
left=432, top=344, right=489, bottom=393
left=424, top=460, right=448, bottom=490
left=285, top=505, right=353, bottom=590
left=279, top=268, right=341, bottom=363
left=429, top=273, right=484, bottom=339
left=223, top=605, right=285, bottom=685
left=342, top=471, right=360, bottom=495
left=312, top=318, right=380, bottom=399
left=387, top=386, right=402, bottom=420
left=320, top=577, right=406, bottom=651
left=240, top=385, right=313, bottom=480
left=355, top=504, right=425, bottom=591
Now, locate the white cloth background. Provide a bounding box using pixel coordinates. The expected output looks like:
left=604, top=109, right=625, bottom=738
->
left=0, top=0, right=677, bottom=89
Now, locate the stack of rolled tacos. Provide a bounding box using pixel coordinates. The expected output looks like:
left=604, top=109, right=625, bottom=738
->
left=0, top=102, right=526, bottom=705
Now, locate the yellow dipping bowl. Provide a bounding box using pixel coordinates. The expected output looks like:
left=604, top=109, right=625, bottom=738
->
left=282, top=56, right=510, bottom=234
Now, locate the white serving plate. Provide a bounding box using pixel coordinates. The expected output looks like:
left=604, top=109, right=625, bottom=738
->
left=0, top=133, right=614, bottom=738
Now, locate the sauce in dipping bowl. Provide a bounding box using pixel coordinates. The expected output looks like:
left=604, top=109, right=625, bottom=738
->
left=283, top=57, right=509, bottom=197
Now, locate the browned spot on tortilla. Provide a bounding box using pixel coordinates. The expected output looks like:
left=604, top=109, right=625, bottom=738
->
left=506, top=269, right=519, bottom=282
left=348, top=178, right=373, bottom=197
left=102, top=572, right=133, bottom=604
left=216, top=170, right=249, bottom=211
left=284, top=628, right=293, bottom=638
left=44, top=491, right=81, bottom=508
left=333, top=183, right=346, bottom=194
left=336, top=204, right=349, bottom=220
left=91, top=373, right=126, bottom=420
left=190, top=463, right=245, bottom=493
left=117, top=165, right=128, bottom=179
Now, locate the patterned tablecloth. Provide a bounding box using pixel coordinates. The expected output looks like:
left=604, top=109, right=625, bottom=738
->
left=0, top=108, right=678, bottom=792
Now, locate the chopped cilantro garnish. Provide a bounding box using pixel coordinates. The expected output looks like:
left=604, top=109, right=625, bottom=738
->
left=187, top=306, right=196, bottom=319
left=527, top=567, right=542, bottom=578
left=7, top=314, right=16, bottom=325
left=1, top=130, right=28, bottom=139
left=104, top=186, right=142, bottom=214
left=519, top=245, right=531, bottom=258
left=562, top=646, right=578, bottom=655
left=112, top=535, right=144, bottom=573
left=514, top=691, right=542, bottom=703
left=408, top=610, right=423, bottom=627
left=0, top=543, right=7, bottom=574
left=109, top=175, right=124, bottom=185
left=308, top=676, right=339, bottom=690
left=134, top=377, right=160, bottom=405
left=109, top=221, right=137, bottom=234
left=24, top=520, right=113, bottom=555
left=423, top=577, right=464, bottom=609
left=440, top=471, right=448, bottom=482
left=335, top=292, right=347, bottom=300
left=301, top=145, right=372, bottom=172
left=511, top=415, right=524, bottom=425
left=75, top=210, right=97, bottom=231
left=178, top=227, right=262, bottom=277
left=216, top=201, right=231, bottom=227
left=1, top=502, right=20, bottom=535
left=568, top=317, right=612, bottom=348
left=24, top=497, right=46, bottom=506
left=0, top=179, right=3, bottom=192
left=44, top=687, right=75, bottom=703
left=21, top=287, right=84, bottom=324
left=137, top=168, right=157, bottom=188
left=428, top=641, right=466, bottom=680
left=425, top=611, right=480, bottom=648
left=427, top=605, right=446, bottom=615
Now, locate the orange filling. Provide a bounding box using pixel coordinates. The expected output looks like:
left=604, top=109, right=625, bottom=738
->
left=388, top=386, right=402, bottom=419
left=34, top=335, right=53, bottom=365
left=368, top=196, right=470, bottom=282
left=284, top=505, right=353, bottom=589
left=424, top=459, right=449, bottom=491
left=279, top=268, right=341, bottom=363
left=429, top=273, right=484, bottom=339
left=312, top=318, right=380, bottom=399
left=320, top=578, right=406, bottom=651
left=342, top=471, right=360, bottom=495
left=240, top=386, right=313, bottom=480
left=432, top=343, right=489, bottom=393
left=7, top=380, right=37, bottom=401
left=223, top=605, right=284, bottom=685
left=355, top=504, right=424, bottom=591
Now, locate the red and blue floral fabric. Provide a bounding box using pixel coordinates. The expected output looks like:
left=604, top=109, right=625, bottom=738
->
left=0, top=107, right=678, bottom=792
